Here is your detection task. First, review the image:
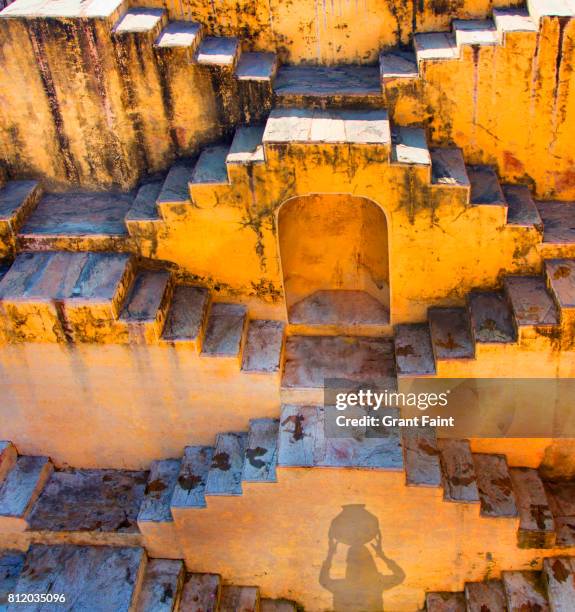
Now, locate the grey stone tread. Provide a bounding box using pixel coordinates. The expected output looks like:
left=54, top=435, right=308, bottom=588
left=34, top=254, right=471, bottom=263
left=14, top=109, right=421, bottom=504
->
left=201, top=303, right=247, bottom=358
left=537, top=201, right=575, bottom=245
left=162, top=285, right=210, bottom=342
left=414, top=32, right=459, bottom=63
left=219, top=585, right=259, bottom=612
left=241, top=320, right=285, bottom=373
left=509, top=468, right=556, bottom=548
left=0, top=180, right=40, bottom=221
left=0, top=456, right=52, bottom=519
left=191, top=146, right=230, bottom=185
left=235, top=52, right=277, bottom=81
left=379, top=49, right=418, bottom=79
left=157, top=163, right=193, bottom=205
left=113, top=8, right=165, bottom=34
left=425, top=591, right=466, bottom=611
left=472, top=453, right=518, bottom=518
left=464, top=580, right=507, bottom=611
left=543, top=557, right=575, bottom=609
left=437, top=439, right=480, bottom=503
left=453, top=19, right=498, bottom=47
left=391, top=127, right=430, bottom=165
left=503, top=184, right=542, bottom=227
left=138, top=459, right=181, bottom=523
left=170, top=446, right=214, bottom=509
left=430, top=148, right=470, bottom=187
left=1, top=0, right=124, bottom=18
left=401, top=426, right=442, bottom=487
left=494, top=8, right=538, bottom=33
left=9, top=545, right=146, bottom=612
left=529, top=0, right=575, bottom=22
left=273, top=65, right=381, bottom=97
left=136, top=558, right=184, bottom=612
left=278, top=405, right=404, bottom=470
left=282, top=335, right=396, bottom=390
left=120, top=270, right=171, bottom=323
left=126, top=181, right=162, bottom=222
left=20, top=192, right=132, bottom=236
left=467, top=165, right=506, bottom=206
left=394, top=323, right=436, bottom=376
left=155, top=21, right=202, bottom=49
left=69, top=252, right=132, bottom=303
left=545, top=259, right=575, bottom=309
left=243, top=419, right=279, bottom=482
left=468, top=291, right=517, bottom=344
left=0, top=442, right=17, bottom=484
left=504, top=276, right=559, bottom=327
left=196, top=36, right=239, bottom=66
left=180, top=573, right=221, bottom=612
left=227, top=126, right=266, bottom=165
left=544, top=480, right=575, bottom=547
left=205, top=432, right=248, bottom=496
left=428, top=307, right=475, bottom=360
left=502, top=571, right=550, bottom=611
left=27, top=469, right=147, bottom=533
left=260, top=600, right=297, bottom=612
left=0, top=252, right=53, bottom=300
left=1, top=551, right=24, bottom=609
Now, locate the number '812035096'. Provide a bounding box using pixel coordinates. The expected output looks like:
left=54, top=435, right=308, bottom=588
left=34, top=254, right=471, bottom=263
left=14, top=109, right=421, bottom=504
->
left=8, top=593, right=66, bottom=604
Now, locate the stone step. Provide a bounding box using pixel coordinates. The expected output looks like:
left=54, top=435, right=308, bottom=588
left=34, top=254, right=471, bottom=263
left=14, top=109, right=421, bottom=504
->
left=154, top=21, right=203, bottom=54
left=437, top=439, right=480, bottom=503
left=428, top=307, right=475, bottom=361
left=126, top=181, right=163, bottom=224
left=135, top=558, right=184, bottom=612
left=502, top=571, right=550, bottom=610
left=235, top=52, right=278, bottom=81
left=466, top=165, right=506, bottom=207
left=180, top=573, right=221, bottom=611
left=544, top=479, right=575, bottom=547
left=260, top=599, right=298, bottom=611
left=379, top=49, right=418, bottom=81
left=468, top=291, right=517, bottom=344
left=161, top=285, right=210, bottom=350
left=205, top=432, right=248, bottom=496
left=425, top=591, right=466, bottom=611
left=391, top=126, right=430, bottom=166
left=0, top=551, right=25, bottom=609
left=543, top=557, right=575, bottom=608
left=472, top=453, right=518, bottom=518
left=414, top=32, right=459, bottom=65
left=494, top=8, right=538, bottom=37
left=453, top=19, right=498, bottom=48
left=0, top=441, right=17, bottom=484
left=465, top=579, right=507, bottom=611
left=536, top=201, right=575, bottom=246
left=170, top=446, right=214, bottom=510
left=201, top=302, right=247, bottom=359
left=241, top=320, right=285, bottom=374
left=394, top=323, right=436, bottom=376
left=196, top=36, right=240, bottom=67
left=0, top=456, right=53, bottom=522
left=243, top=418, right=279, bottom=482
left=0, top=180, right=42, bottom=254
left=430, top=148, right=470, bottom=189
left=504, top=275, right=560, bottom=329
left=401, top=426, right=442, bottom=487
left=528, top=0, right=575, bottom=24
left=219, top=585, right=259, bottom=612
left=137, top=459, right=181, bottom=525
left=191, top=145, right=230, bottom=186
left=509, top=467, right=556, bottom=548
left=12, top=545, right=147, bottom=611
left=545, top=259, right=575, bottom=312
left=502, top=184, right=542, bottom=228
left=112, top=7, right=167, bottom=38
left=156, top=161, right=193, bottom=213
left=227, top=126, right=266, bottom=166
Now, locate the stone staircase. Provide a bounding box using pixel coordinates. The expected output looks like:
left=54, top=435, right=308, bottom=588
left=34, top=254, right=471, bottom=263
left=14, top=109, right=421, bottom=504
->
left=0, top=544, right=298, bottom=611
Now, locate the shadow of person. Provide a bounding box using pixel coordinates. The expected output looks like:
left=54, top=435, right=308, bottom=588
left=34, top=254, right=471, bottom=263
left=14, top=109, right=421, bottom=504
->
left=319, top=504, right=405, bottom=611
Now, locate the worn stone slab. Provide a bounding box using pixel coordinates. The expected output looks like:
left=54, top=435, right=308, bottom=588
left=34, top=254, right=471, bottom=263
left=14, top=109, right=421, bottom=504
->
left=504, top=276, right=559, bottom=327
left=537, top=201, right=575, bottom=245
left=136, top=558, right=184, bottom=612
left=425, top=592, right=466, bottom=611
left=170, top=446, right=214, bottom=510
left=138, top=459, right=181, bottom=524
left=243, top=419, right=279, bottom=482
left=437, top=439, right=480, bottom=503
left=27, top=469, right=147, bottom=533
left=0, top=551, right=25, bottom=609
left=157, top=162, right=193, bottom=206
left=162, top=285, right=210, bottom=344
left=379, top=49, right=418, bottom=79
left=465, top=580, right=507, bottom=611
left=180, top=573, right=220, bottom=612
left=503, top=184, right=543, bottom=228
left=402, top=426, right=442, bottom=487
left=113, top=8, right=165, bottom=34
left=528, top=0, right=575, bottom=23
left=0, top=252, right=52, bottom=300
left=545, top=259, right=575, bottom=309
left=502, top=571, right=550, bottom=611
left=0, top=0, right=124, bottom=18
left=220, top=585, right=259, bottom=612
left=309, top=110, right=346, bottom=143
left=201, top=303, right=247, bottom=358
left=11, top=545, right=146, bottom=612
left=428, top=307, right=475, bottom=361
left=467, top=165, right=506, bottom=206
left=241, top=320, right=285, bottom=373
left=196, top=36, right=239, bottom=66
left=191, top=146, right=230, bottom=185
left=227, top=126, right=266, bottom=164
left=236, top=52, right=277, bottom=81
left=0, top=181, right=41, bottom=222
left=494, top=8, right=538, bottom=34
left=395, top=323, right=436, bottom=376
left=274, top=65, right=381, bottom=97
left=430, top=148, right=470, bottom=187
left=0, top=442, right=17, bottom=484
left=205, top=432, right=248, bottom=496
left=126, top=182, right=162, bottom=222
left=120, top=270, right=171, bottom=323
left=473, top=453, right=518, bottom=518
left=468, top=291, right=517, bottom=343
left=544, top=480, right=575, bottom=547
left=543, top=557, right=575, bottom=610
left=278, top=405, right=322, bottom=468
left=414, top=32, right=459, bottom=63
left=509, top=468, right=556, bottom=548
left=453, top=20, right=498, bottom=47
left=260, top=600, right=297, bottom=612
left=263, top=108, right=313, bottom=143
left=340, top=109, right=391, bottom=144
left=155, top=20, right=202, bottom=49
left=20, top=251, right=89, bottom=301
left=391, top=127, right=430, bottom=165
left=0, top=456, right=52, bottom=519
